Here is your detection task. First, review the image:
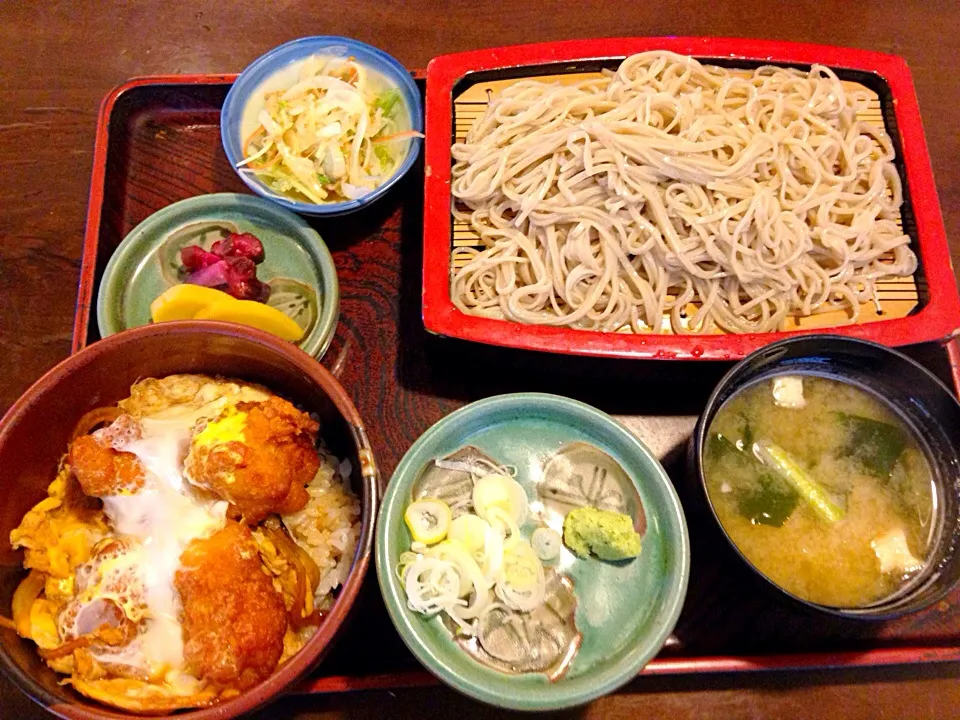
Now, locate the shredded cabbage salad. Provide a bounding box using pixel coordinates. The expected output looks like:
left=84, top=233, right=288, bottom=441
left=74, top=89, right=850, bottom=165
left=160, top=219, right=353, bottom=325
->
left=239, top=55, right=421, bottom=203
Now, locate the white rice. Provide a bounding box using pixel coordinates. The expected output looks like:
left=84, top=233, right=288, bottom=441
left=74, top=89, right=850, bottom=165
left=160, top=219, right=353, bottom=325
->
left=282, top=450, right=362, bottom=605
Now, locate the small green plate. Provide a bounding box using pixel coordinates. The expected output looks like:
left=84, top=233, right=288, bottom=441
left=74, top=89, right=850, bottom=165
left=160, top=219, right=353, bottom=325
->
left=96, top=193, right=339, bottom=358
left=375, top=393, right=690, bottom=711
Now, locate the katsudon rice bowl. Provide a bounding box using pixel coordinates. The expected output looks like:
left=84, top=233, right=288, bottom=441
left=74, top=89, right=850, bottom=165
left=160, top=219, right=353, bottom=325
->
left=0, top=322, right=378, bottom=719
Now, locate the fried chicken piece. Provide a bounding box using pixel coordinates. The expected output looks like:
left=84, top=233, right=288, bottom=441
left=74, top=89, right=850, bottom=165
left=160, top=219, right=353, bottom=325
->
left=175, top=522, right=287, bottom=691
left=184, top=397, right=320, bottom=523
left=69, top=434, right=145, bottom=497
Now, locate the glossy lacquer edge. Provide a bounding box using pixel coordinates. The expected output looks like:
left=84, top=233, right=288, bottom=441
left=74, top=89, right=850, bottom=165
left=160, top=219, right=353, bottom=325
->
left=69, top=68, right=960, bottom=694
left=423, top=37, right=960, bottom=360
left=72, top=74, right=240, bottom=354
left=295, top=645, right=960, bottom=694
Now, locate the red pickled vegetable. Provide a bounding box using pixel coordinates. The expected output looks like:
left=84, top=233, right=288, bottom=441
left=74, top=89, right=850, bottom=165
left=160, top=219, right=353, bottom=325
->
left=230, top=233, right=265, bottom=263
left=179, top=231, right=270, bottom=302
left=210, top=233, right=265, bottom=264
left=223, top=256, right=257, bottom=285
left=231, top=278, right=271, bottom=302
left=183, top=260, right=230, bottom=288
left=180, top=245, right=221, bottom=271
left=224, top=256, right=270, bottom=301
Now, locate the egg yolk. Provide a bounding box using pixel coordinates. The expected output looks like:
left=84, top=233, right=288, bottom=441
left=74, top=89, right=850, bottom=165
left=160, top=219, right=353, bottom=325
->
left=192, top=411, right=248, bottom=448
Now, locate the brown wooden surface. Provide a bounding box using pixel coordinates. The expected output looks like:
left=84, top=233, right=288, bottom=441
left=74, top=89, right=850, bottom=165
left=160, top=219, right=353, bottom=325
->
left=3, top=1, right=960, bottom=718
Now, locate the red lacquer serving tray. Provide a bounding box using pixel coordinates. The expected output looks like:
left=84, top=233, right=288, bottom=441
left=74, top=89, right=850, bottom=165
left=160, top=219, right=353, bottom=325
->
left=72, top=72, right=960, bottom=697
left=423, top=37, right=960, bottom=360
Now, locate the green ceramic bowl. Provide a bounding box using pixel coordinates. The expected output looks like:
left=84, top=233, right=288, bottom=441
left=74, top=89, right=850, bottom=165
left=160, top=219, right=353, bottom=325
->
left=96, top=193, right=339, bottom=358
left=376, top=393, right=690, bottom=711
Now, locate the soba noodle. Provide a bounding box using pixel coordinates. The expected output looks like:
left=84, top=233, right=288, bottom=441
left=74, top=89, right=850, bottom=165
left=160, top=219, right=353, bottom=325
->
left=450, top=52, right=917, bottom=334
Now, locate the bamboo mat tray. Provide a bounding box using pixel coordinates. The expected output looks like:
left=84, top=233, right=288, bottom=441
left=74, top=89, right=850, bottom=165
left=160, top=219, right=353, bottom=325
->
left=452, top=71, right=918, bottom=333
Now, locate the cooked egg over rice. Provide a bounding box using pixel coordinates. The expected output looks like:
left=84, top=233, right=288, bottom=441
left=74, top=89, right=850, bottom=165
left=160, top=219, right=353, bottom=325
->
left=7, top=374, right=361, bottom=713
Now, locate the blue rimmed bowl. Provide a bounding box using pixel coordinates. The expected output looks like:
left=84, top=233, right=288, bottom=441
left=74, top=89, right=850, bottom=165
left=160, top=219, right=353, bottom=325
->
left=221, top=36, right=423, bottom=217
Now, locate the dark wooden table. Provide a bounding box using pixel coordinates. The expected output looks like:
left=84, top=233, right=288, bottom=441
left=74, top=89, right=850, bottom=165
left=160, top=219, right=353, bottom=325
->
left=3, top=2, right=960, bottom=718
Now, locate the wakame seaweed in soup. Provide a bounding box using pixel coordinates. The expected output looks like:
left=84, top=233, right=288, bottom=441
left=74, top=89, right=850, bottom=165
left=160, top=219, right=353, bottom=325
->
left=703, top=375, right=937, bottom=608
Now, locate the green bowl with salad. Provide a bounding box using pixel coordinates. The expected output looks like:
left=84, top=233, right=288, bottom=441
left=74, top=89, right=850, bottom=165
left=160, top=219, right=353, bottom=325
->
left=221, top=36, right=423, bottom=216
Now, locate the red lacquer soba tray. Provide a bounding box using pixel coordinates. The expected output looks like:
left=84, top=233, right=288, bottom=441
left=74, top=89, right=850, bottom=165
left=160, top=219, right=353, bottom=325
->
left=423, top=37, right=960, bottom=360
left=72, top=67, right=960, bottom=696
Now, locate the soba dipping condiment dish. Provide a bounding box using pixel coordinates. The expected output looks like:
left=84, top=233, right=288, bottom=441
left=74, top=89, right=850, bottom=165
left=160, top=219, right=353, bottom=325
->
left=691, top=335, right=960, bottom=620
left=0, top=322, right=379, bottom=720
left=221, top=36, right=423, bottom=217
left=376, top=393, right=689, bottom=711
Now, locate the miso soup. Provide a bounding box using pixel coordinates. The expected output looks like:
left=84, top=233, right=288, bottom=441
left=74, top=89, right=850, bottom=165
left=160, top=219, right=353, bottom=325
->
left=703, top=375, right=937, bottom=608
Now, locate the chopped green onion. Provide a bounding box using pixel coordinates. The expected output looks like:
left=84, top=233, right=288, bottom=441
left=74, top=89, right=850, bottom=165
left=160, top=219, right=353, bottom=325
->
left=753, top=441, right=845, bottom=523
left=316, top=173, right=332, bottom=185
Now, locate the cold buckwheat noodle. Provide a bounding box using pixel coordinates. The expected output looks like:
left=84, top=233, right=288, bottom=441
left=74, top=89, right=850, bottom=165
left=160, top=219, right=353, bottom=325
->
left=450, top=52, right=917, bottom=334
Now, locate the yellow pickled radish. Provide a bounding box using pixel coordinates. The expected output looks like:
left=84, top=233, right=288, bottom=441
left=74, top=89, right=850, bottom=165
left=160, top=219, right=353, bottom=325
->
left=194, top=298, right=305, bottom=342
left=150, top=284, right=233, bottom=323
